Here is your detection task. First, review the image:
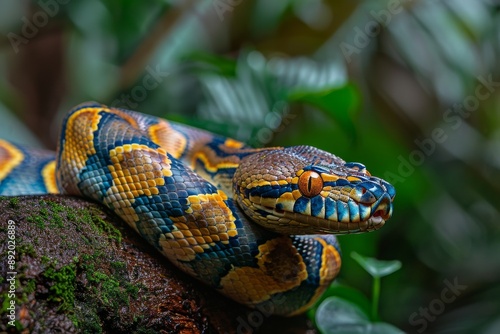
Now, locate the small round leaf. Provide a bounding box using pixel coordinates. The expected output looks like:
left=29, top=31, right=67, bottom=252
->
left=351, top=252, right=402, bottom=278
left=316, top=296, right=404, bottom=334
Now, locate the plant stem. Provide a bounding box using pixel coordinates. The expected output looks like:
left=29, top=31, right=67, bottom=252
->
left=372, top=276, right=380, bottom=320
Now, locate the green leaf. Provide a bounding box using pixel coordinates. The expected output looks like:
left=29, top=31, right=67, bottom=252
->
left=316, top=297, right=404, bottom=334
left=287, top=84, right=360, bottom=140
left=316, top=296, right=369, bottom=327
left=308, top=283, right=373, bottom=321
left=182, top=52, right=237, bottom=76
left=351, top=252, right=402, bottom=278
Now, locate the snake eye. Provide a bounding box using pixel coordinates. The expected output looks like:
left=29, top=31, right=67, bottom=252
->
left=298, top=171, right=323, bottom=197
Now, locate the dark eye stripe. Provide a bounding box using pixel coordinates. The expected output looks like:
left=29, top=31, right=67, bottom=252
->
left=246, top=185, right=292, bottom=198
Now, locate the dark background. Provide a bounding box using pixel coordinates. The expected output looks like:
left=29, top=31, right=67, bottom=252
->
left=1, top=1, right=499, bottom=333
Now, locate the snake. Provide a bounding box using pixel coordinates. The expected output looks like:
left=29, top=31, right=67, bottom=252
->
left=0, top=102, right=395, bottom=316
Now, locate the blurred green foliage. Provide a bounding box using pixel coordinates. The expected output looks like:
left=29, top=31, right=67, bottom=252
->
left=1, top=0, right=499, bottom=333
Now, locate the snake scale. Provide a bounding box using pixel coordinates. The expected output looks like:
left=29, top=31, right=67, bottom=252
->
left=0, top=102, right=395, bottom=316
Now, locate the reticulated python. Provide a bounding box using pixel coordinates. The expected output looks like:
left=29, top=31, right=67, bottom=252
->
left=0, top=102, right=395, bottom=316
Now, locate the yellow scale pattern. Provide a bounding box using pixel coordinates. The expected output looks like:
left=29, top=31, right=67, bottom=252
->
left=41, top=160, right=58, bottom=194
left=104, top=144, right=172, bottom=230
left=159, top=190, right=238, bottom=262
left=58, top=108, right=101, bottom=195
left=220, top=236, right=308, bottom=306
left=287, top=237, right=342, bottom=316
left=148, top=120, right=187, bottom=159
left=0, top=140, right=23, bottom=181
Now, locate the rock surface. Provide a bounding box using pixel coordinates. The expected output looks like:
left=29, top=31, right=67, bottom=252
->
left=0, top=195, right=316, bottom=333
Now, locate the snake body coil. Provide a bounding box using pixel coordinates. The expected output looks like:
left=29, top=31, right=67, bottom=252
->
left=0, top=102, right=395, bottom=316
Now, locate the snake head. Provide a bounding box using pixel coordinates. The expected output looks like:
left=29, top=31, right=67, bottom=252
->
left=233, top=146, right=395, bottom=234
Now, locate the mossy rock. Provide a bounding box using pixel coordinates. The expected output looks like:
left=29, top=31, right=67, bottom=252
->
left=0, top=195, right=314, bottom=333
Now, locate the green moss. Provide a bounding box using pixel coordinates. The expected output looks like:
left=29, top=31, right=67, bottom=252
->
left=46, top=200, right=67, bottom=214
left=0, top=277, right=29, bottom=317
left=8, top=197, right=19, bottom=208
left=41, top=255, right=51, bottom=265
left=90, top=271, right=122, bottom=306
left=79, top=254, right=138, bottom=310
left=62, top=241, right=79, bottom=249
left=40, top=255, right=78, bottom=312
left=67, top=252, right=142, bottom=331
left=125, top=283, right=139, bottom=299
left=27, top=215, right=46, bottom=229
left=83, top=209, right=122, bottom=243
left=25, top=198, right=122, bottom=243
left=43, top=262, right=77, bottom=312
left=71, top=308, right=102, bottom=334
left=26, top=203, right=47, bottom=228
left=46, top=202, right=67, bottom=228
left=67, top=211, right=76, bottom=221
left=39, top=207, right=49, bottom=216
left=24, top=279, right=36, bottom=294
left=48, top=203, right=122, bottom=243
left=26, top=200, right=72, bottom=229
left=86, top=268, right=133, bottom=307
left=2, top=198, right=137, bottom=331
left=110, top=261, right=126, bottom=270
left=135, top=328, right=158, bottom=334
left=18, top=243, right=36, bottom=257
left=1, top=291, right=12, bottom=313
left=49, top=215, right=65, bottom=228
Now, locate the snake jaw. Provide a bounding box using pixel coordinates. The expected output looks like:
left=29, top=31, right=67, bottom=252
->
left=238, top=181, right=394, bottom=235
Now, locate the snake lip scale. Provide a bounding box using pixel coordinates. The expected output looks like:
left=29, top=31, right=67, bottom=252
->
left=0, top=102, right=396, bottom=316
left=251, top=200, right=388, bottom=234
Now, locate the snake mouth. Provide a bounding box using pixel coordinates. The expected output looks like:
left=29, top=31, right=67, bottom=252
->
left=249, top=193, right=393, bottom=234
left=369, top=194, right=393, bottom=221
left=362, top=213, right=386, bottom=232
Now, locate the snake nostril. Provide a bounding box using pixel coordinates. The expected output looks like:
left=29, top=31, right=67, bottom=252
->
left=356, top=187, right=376, bottom=204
